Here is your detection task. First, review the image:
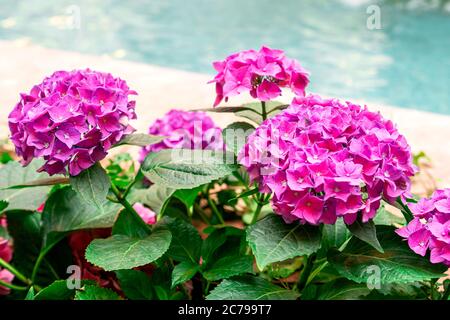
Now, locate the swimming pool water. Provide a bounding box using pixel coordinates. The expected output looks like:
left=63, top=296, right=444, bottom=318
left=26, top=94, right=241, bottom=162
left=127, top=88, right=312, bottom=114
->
left=0, top=0, right=449, bottom=114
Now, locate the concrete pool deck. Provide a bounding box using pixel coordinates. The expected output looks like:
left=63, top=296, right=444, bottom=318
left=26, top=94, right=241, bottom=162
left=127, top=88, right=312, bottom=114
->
left=1, top=40, right=450, bottom=188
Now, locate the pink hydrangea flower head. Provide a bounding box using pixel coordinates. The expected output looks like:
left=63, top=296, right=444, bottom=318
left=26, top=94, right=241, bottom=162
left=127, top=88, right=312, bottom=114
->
left=8, top=69, right=137, bottom=176
left=139, top=109, right=224, bottom=162
left=210, top=46, right=310, bottom=106
left=238, top=94, right=416, bottom=225
left=133, top=203, right=157, bottom=225
left=396, top=188, right=450, bottom=266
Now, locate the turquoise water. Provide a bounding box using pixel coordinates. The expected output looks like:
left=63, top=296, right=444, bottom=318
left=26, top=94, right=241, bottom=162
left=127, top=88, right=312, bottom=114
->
left=0, top=0, right=449, bottom=114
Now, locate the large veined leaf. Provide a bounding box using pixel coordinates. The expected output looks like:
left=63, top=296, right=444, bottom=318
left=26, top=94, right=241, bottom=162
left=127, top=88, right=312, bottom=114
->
left=0, top=160, right=53, bottom=211
left=347, top=218, right=384, bottom=253
left=246, top=214, right=321, bottom=270
left=202, top=255, right=254, bottom=281
left=69, top=163, right=111, bottom=208
left=141, top=149, right=237, bottom=189
left=206, top=276, right=299, bottom=300
left=327, top=226, right=447, bottom=284
left=42, top=187, right=121, bottom=233
left=115, top=133, right=166, bottom=147
left=85, top=229, right=172, bottom=271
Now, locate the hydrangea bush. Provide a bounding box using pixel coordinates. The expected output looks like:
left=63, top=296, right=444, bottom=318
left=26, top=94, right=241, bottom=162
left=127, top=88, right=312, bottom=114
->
left=0, top=48, right=448, bottom=301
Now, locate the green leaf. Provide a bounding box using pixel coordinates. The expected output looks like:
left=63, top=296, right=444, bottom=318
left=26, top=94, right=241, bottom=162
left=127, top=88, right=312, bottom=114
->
left=194, top=106, right=260, bottom=114
left=129, top=184, right=175, bottom=215
left=85, top=229, right=172, bottom=271
left=327, top=225, right=447, bottom=284
left=246, top=214, right=321, bottom=270
left=0, top=160, right=52, bottom=211
left=112, top=209, right=151, bottom=238
left=116, top=269, right=153, bottom=300
left=115, top=133, right=166, bottom=147
left=322, top=218, right=352, bottom=250
left=206, top=276, right=299, bottom=300
left=228, top=187, right=258, bottom=203
left=69, top=163, right=111, bottom=208
left=171, top=261, right=200, bottom=288
left=201, top=228, right=227, bottom=266
left=222, top=122, right=255, bottom=155
left=0, top=200, right=7, bottom=212
left=3, top=176, right=69, bottom=189
left=75, top=284, right=121, bottom=300
left=202, top=255, right=254, bottom=281
left=25, top=287, right=35, bottom=300
left=33, top=280, right=76, bottom=300
left=347, top=218, right=384, bottom=253
left=42, top=187, right=121, bottom=233
left=303, top=278, right=372, bottom=300
left=159, top=217, right=202, bottom=263
left=141, top=149, right=237, bottom=189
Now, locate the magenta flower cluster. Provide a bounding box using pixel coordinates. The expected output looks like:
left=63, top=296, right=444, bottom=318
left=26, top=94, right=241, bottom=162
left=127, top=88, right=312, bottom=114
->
left=209, top=46, right=310, bottom=107
left=0, top=217, right=14, bottom=296
left=8, top=69, right=137, bottom=176
left=139, top=109, right=223, bottom=162
left=238, top=94, right=416, bottom=225
left=396, top=189, right=450, bottom=266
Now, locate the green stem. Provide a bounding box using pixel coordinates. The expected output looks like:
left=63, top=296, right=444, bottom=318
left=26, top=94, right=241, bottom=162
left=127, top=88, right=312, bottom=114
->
left=250, top=194, right=266, bottom=224
left=208, top=197, right=225, bottom=225
left=194, top=203, right=211, bottom=225
left=297, top=253, right=316, bottom=292
left=261, top=101, right=267, bottom=121
left=110, top=182, right=150, bottom=231
left=0, top=279, right=28, bottom=291
left=0, top=258, right=30, bottom=285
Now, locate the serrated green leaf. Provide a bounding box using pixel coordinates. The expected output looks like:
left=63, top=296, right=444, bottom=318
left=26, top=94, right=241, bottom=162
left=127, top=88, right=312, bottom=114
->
left=206, top=276, right=299, bottom=300
left=222, top=122, right=255, bottom=155
left=173, top=186, right=203, bottom=209
left=116, top=269, right=153, bottom=300
left=85, top=229, right=172, bottom=271
left=141, top=149, right=237, bottom=189
left=115, top=133, right=166, bottom=147
left=0, top=160, right=52, bottom=211
left=75, top=284, right=120, bottom=300
left=42, top=187, right=121, bottom=233
left=159, top=217, right=202, bottom=263
left=373, top=203, right=405, bottom=226
left=327, top=225, right=447, bottom=284
left=70, top=163, right=111, bottom=208
left=236, top=101, right=288, bottom=124
left=201, top=228, right=227, bottom=266
left=246, top=214, right=321, bottom=270
left=202, top=255, right=254, bottom=281
left=347, top=218, right=383, bottom=253
left=171, top=261, right=199, bottom=288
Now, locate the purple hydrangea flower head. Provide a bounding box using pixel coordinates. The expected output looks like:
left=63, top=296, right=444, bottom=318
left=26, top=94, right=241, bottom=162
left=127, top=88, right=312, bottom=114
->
left=238, top=94, right=416, bottom=225
left=396, top=188, right=450, bottom=266
left=139, top=109, right=224, bottom=162
left=8, top=69, right=137, bottom=176
left=209, top=46, right=310, bottom=106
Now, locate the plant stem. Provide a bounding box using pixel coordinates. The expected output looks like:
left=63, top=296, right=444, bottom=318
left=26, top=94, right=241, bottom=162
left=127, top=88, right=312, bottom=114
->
left=208, top=197, right=225, bottom=225
left=0, top=258, right=30, bottom=285
left=297, top=253, right=316, bottom=292
left=0, top=279, right=28, bottom=291
left=250, top=193, right=266, bottom=224
left=110, top=182, right=149, bottom=230
left=261, top=101, right=267, bottom=121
